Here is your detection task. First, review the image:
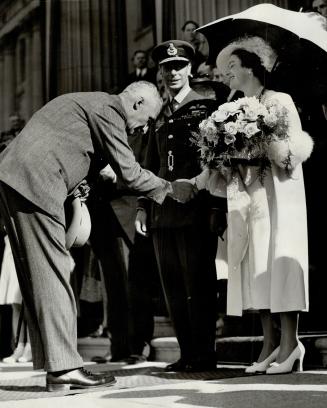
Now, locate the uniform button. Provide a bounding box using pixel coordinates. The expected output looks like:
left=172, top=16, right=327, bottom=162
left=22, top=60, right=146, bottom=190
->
left=168, top=134, right=173, bottom=139
left=169, top=119, right=173, bottom=123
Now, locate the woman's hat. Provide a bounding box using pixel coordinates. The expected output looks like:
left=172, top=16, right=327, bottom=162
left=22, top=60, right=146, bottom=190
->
left=152, top=40, right=195, bottom=65
left=216, top=36, right=277, bottom=73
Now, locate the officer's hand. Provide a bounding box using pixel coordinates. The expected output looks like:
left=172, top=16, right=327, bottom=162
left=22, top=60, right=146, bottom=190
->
left=209, top=208, right=227, bottom=238
left=169, top=179, right=197, bottom=203
left=135, top=209, right=148, bottom=237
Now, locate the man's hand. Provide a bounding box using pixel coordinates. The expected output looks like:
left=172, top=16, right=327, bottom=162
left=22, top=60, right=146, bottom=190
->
left=168, top=179, right=197, bottom=203
left=135, top=209, right=148, bottom=237
left=99, top=164, right=117, bottom=183
left=73, top=180, right=90, bottom=202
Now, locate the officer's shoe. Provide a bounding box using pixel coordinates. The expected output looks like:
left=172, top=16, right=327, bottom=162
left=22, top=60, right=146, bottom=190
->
left=165, top=359, right=188, bottom=372
left=46, top=367, right=116, bottom=392
left=184, top=360, right=217, bottom=372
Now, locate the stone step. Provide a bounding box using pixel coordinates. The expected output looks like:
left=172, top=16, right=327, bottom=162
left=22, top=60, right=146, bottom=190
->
left=77, top=314, right=327, bottom=368
left=151, top=336, right=180, bottom=363
left=77, top=334, right=327, bottom=368
left=215, top=334, right=327, bottom=368
left=150, top=334, right=327, bottom=368
left=153, top=316, right=175, bottom=338
left=78, top=336, right=109, bottom=362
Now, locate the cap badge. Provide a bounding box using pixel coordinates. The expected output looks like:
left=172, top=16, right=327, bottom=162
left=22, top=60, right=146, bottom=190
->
left=167, top=43, right=178, bottom=56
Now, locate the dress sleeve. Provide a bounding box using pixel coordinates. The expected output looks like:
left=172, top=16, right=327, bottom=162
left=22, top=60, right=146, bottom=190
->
left=192, top=168, right=227, bottom=198
left=265, top=92, right=314, bottom=170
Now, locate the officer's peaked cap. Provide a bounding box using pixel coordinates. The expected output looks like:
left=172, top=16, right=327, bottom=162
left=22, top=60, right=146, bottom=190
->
left=152, top=40, right=195, bottom=65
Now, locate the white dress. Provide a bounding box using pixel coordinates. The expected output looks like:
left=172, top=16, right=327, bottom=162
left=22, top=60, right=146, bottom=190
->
left=195, top=91, right=313, bottom=316
left=0, top=235, right=22, bottom=305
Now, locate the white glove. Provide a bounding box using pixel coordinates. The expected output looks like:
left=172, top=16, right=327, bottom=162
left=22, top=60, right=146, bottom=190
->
left=135, top=209, right=148, bottom=237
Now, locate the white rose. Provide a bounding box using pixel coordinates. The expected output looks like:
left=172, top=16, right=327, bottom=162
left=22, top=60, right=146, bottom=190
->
left=224, top=133, right=236, bottom=145
left=211, top=109, right=229, bottom=123
left=244, top=122, right=260, bottom=138
left=243, top=107, right=258, bottom=121
left=199, top=118, right=217, bottom=140
left=224, top=121, right=238, bottom=135
left=264, top=112, right=278, bottom=127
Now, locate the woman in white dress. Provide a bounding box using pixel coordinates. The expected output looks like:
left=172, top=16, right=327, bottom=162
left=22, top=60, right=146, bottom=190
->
left=0, top=234, right=32, bottom=363
left=194, top=37, right=313, bottom=374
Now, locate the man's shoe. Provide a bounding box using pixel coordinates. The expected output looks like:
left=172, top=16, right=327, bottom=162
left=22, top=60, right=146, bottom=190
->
left=165, top=359, right=188, bottom=372
left=46, top=367, right=116, bottom=392
left=126, top=354, right=147, bottom=365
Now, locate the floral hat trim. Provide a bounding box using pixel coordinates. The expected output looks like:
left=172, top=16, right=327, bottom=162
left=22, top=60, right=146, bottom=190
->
left=216, top=36, right=278, bottom=73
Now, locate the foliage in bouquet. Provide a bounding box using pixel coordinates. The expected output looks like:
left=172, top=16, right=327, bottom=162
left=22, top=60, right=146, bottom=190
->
left=191, top=96, right=289, bottom=175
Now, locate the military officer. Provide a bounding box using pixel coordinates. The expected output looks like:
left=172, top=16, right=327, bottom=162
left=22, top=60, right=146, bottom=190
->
left=136, top=40, right=223, bottom=372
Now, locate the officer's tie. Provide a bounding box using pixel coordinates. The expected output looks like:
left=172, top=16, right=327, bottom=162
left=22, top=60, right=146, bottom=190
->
left=170, top=98, right=179, bottom=113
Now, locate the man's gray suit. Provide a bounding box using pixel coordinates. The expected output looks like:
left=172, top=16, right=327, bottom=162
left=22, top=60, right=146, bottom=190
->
left=0, top=92, right=169, bottom=372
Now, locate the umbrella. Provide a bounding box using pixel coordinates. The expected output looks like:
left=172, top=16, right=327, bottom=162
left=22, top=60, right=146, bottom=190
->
left=197, top=3, right=327, bottom=102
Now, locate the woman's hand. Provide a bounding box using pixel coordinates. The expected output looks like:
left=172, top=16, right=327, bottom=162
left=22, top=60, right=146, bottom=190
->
left=135, top=209, right=148, bottom=237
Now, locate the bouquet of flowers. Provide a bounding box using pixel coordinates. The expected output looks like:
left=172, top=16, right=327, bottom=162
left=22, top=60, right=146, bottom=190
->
left=191, top=96, right=289, bottom=176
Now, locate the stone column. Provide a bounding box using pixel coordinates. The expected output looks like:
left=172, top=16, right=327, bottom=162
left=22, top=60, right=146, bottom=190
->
left=31, top=23, right=43, bottom=113
left=2, top=43, right=16, bottom=130
left=56, top=0, right=128, bottom=95
left=0, top=52, right=4, bottom=131
left=24, top=32, right=33, bottom=119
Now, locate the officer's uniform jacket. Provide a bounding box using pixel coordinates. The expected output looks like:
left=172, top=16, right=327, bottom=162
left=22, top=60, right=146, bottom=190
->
left=141, top=89, right=217, bottom=228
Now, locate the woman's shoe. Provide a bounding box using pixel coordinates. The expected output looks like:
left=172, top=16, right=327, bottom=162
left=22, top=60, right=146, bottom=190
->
left=266, top=342, right=305, bottom=375
left=2, top=343, right=25, bottom=364
left=245, top=347, right=280, bottom=374
left=18, top=343, right=32, bottom=363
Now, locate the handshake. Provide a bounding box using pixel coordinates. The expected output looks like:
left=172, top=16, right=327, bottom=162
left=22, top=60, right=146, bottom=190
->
left=167, top=179, right=198, bottom=204
left=136, top=178, right=198, bottom=237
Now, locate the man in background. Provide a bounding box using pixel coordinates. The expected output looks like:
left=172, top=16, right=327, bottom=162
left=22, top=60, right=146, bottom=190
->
left=312, top=0, right=327, bottom=18
left=126, top=50, right=157, bottom=85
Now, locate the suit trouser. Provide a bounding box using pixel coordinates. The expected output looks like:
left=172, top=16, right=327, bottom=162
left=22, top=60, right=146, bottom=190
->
left=128, top=233, right=166, bottom=355
left=89, top=198, right=131, bottom=359
left=152, top=224, right=218, bottom=363
left=0, top=182, right=84, bottom=371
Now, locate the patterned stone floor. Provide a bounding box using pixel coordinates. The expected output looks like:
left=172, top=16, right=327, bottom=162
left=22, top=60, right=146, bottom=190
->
left=0, top=362, right=246, bottom=401
left=1, top=362, right=327, bottom=408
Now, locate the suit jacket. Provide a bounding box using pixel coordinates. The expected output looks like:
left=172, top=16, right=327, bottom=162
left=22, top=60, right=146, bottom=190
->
left=141, top=89, right=218, bottom=228
left=0, top=93, right=168, bottom=226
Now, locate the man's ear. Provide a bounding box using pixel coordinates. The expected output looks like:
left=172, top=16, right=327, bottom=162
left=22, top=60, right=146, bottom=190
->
left=133, top=96, right=145, bottom=110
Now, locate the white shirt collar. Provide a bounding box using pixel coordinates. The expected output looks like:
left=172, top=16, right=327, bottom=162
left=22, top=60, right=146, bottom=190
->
left=169, top=84, right=191, bottom=105
left=136, top=68, right=147, bottom=77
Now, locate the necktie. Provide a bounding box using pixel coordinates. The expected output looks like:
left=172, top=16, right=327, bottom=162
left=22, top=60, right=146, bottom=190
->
left=171, top=98, right=178, bottom=112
